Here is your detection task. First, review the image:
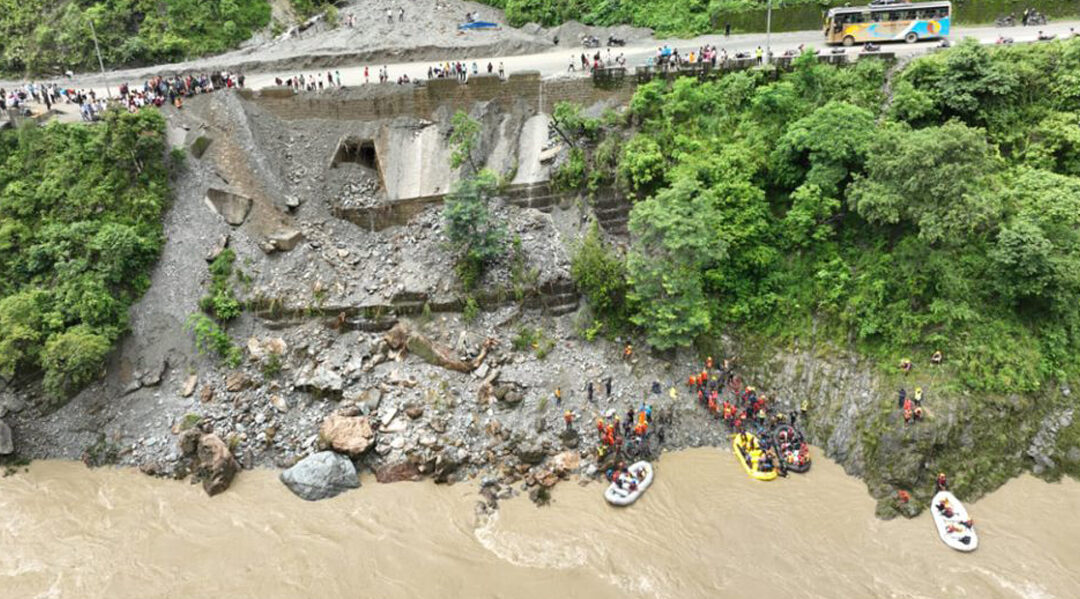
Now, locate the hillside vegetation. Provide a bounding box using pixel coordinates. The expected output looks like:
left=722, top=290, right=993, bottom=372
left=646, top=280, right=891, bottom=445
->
left=559, top=39, right=1080, bottom=503
left=0, top=111, right=169, bottom=398
left=570, top=39, right=1080, bottom=396
left=0, top=0, right=270, bottom=75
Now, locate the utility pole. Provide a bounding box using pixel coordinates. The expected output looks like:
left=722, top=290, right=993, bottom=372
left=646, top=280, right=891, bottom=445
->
left=765, top=0, right=773, bottom=66
left=88, top=18, right=112, bottom=99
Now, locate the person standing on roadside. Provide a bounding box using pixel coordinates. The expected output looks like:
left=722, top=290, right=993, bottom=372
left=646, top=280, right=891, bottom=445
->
left=399, top=7, right=405, bottom=22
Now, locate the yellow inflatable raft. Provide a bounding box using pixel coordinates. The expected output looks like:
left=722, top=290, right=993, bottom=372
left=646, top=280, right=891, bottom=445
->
left=732, top=433, right=777, bottom=481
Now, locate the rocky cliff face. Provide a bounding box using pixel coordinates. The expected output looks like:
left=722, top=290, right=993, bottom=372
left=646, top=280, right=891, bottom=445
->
left=731, top=337, right=1079, bottom=517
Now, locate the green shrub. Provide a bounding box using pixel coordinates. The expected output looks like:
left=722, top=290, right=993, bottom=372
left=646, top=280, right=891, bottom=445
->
left=1, top=1, right=271, bottom=75
left=443, top=112, right=507, bottom=289
left=0, top=110, right=168, bottom=397
left=570, top=222, right=628, bottom=327
left=186, top=313, right=242, bottom=367
left=462, top=296, right=480, bottom=323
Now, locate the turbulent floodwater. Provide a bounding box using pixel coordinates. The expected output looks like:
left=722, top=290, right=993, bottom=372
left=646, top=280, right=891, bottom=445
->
left=2, top=449, right=1078, bottom=599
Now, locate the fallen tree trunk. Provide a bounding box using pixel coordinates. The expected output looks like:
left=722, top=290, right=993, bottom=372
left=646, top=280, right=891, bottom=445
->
left=383, top=322, right=496, bottom=372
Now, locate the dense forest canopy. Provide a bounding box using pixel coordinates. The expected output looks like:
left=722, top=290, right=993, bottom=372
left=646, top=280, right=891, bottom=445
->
left=0, top=110, right=169, bottom=397
left=567, top=39, right=1080, bottom=396
left=0, top=0, right=270, bottom=75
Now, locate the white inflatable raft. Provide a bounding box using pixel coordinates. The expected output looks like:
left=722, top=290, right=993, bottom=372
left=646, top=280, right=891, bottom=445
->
left=930, top=491, right=978, bottom=552
left=604, top=461, right=653, bottom=506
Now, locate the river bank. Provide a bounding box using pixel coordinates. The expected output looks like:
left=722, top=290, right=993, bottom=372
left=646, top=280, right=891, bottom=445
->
left=2, top=449, right=1078, bottom=598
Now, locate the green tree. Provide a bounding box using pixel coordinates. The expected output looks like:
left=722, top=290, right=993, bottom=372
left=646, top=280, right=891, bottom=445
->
left=626, top=173, right=728, bottom=348
left=443, top=170, right=505, bottom=290
left=0, top=110, right=168, bottom=397
left=771, top=101, right=876, bottom=198
left=571, top=222, right=627, bottom=324
left=449, top=110, right=482, bottom=173
left=41, top=325, right=111, bottom=398
left=619, top=134, right=665, bottom=192
left=846, top=121, right=1003, bottom=244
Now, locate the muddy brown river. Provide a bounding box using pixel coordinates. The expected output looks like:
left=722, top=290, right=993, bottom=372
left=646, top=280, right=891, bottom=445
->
left=2, top=449, right=1078, bottom=598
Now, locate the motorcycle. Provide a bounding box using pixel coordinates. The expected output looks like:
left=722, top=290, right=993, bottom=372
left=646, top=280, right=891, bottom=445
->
left=1026, top=11, right=1048, bottom=26
left=582, top=35, right=600, bottom=48
left=607, top=35, right=626, bottom=47
left=995, top=14, right=1015, bottom=27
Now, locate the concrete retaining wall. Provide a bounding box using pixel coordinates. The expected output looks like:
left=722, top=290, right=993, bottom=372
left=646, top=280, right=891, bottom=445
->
left=247, top=71, right=635, bottom=122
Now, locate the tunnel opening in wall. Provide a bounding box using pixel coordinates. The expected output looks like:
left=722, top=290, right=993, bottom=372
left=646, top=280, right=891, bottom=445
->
left=332, top=137, right=379, bottom=170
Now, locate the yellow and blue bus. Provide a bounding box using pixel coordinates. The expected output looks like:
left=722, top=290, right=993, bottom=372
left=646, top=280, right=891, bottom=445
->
left=824, top=1, right=951, bottom=46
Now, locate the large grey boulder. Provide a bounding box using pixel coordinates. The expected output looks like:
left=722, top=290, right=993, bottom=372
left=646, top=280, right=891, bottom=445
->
left=294, top=363, right=344, bottom=395
left=0, top=419, right=13, bottom=455
left=280, top=451, right=360, bottom=501
left=205, top=188, right=252, bottom=226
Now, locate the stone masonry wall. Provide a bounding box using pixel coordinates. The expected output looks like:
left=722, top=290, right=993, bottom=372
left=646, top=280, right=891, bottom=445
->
left=244, top=71, right=636, bottom=121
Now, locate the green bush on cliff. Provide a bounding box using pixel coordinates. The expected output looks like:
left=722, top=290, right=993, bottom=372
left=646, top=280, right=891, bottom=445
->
left=444, top=111, right=507, bottom=291
left=0, top=0, right=270, bottom=75
left=597, top=40, right=1080, bottom=395
left=0, top=110, right=169, bottom=397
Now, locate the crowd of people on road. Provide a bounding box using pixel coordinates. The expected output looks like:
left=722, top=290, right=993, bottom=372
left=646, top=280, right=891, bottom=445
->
left=568, top=49, right=627, bottom=73
left=2, top=71, right=247, bottom=122
left=426, top=60, right=506, bottom=81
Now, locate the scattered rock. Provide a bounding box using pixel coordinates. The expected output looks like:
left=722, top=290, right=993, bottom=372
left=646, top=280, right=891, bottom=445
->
left=537, top=470, right=560, bottom=488
left=0, top=419, right=13, bottom=455
left=196, top=434, right=240, bottom=496
left=473, top=363, right=490, bottom=380
left=141, top=359, right=167, bottom=387
left=433, top=449, right=462, bottom=483
left=181, top=374, right=198, bottom=398
left=352, top=387, right=382, bottom=415
left=206, top=234, right=229, bottom=262
left=280, top=451, right=360, bottom=500
left=225, top=371, right=252, bottom=392
left=268, top=228, right=305, bottom=252
left=550, top=451, right=580, bottom=475
left=265, top=338, right=288, bottom=355
left=200, top=386, right=215, bottom=403
left=204, top=188, right=252, bottom=226
left=319, top=414, right=376, bottom=457
left=178, top=428, right=201, bottom=456
left=295, top=363, right=344, bottom=395
left=374, top=460, right=421, bottom=483
left=516, top=441, right=546, bottom=465
left=0, top=391, right=26, bottom=418
left=270, top=394, right=289, bottom=412
left=405, top=405, right=424, bottom=419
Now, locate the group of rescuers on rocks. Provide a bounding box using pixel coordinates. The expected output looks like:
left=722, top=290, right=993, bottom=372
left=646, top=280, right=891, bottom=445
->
left=574, top=348, right=948, bottom=491
left=582, top=353, right=816, bottom=487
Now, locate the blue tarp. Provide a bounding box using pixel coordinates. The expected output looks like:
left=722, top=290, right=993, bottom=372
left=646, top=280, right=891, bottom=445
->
left=458, top=21, right=499, bottom=30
